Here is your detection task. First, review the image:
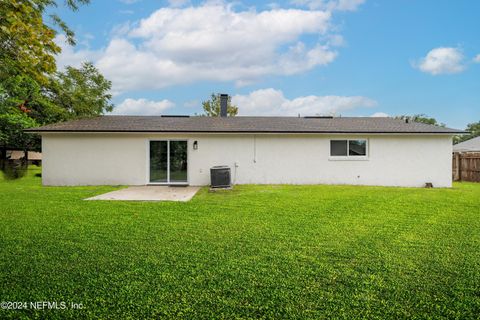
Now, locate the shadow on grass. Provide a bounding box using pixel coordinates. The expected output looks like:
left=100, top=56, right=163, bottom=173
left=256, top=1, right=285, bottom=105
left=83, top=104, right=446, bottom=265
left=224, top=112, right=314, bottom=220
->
left=0, top=159, right=28, bottom=180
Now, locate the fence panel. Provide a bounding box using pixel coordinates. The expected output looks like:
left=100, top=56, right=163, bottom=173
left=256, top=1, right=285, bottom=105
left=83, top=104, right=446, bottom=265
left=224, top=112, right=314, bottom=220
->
left=453, top=152, right=480, bottom=182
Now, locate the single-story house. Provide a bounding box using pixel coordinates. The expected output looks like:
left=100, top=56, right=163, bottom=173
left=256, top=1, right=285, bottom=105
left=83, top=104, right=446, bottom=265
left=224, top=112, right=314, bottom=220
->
left=27, top=108, right=463, bottom=188
left=453, top=136, right=480, bottom=153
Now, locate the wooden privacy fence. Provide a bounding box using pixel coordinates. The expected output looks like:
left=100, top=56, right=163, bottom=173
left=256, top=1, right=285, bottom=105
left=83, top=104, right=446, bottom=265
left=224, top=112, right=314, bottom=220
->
left=453, top=152, right=480, bottom=182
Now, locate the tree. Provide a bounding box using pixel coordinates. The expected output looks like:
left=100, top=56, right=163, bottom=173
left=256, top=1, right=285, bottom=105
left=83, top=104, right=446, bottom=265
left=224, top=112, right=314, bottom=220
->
left=465, top=121, right=480, bottom=138
left=454, top=121, right=480, bottom=144
left=49, top=62, right=114, bottom=119
left=0, top=77, right=46, bottom=159
left=0, top=0, right=90, bottom=85
left=395, top=114, right=445, bottom=127
left=0, top=0, right=116, bottom=161
left=202, top=93, right=238, bottom=117
left=0, top=112, right=39, bottom=160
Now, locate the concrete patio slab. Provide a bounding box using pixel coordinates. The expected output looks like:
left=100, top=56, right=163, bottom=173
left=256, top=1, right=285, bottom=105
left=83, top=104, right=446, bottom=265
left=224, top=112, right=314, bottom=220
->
left=85, top=186, right=200, bottom=201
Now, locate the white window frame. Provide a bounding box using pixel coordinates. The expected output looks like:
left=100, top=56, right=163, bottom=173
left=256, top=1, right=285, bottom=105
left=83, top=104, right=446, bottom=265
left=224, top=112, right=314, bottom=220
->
left=329, top=139, right=369, bottom=161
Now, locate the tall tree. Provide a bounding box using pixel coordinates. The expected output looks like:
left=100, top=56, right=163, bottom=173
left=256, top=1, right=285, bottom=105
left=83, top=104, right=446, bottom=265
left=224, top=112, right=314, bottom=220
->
left=0, top=76, right=47, bottom=158
left=0, top=113, right=38, bottom=156
left=395, top=114, right=445, bottom=127
left=49, top=62, right=114, bottom=119
left=202, top=93, right=239, bottom=117
left=0, top=0, right=117, bottom=161
left=0, top=0, right=90, bottom=85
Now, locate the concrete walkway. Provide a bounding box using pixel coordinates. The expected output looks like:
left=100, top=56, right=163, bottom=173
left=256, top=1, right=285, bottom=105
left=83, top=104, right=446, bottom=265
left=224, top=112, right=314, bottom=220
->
left=86, top=186, right=200, bottom=201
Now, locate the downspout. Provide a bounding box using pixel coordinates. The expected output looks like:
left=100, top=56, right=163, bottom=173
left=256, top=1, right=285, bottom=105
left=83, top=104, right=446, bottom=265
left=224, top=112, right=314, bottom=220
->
left=253, top=135, right=257, bottom=163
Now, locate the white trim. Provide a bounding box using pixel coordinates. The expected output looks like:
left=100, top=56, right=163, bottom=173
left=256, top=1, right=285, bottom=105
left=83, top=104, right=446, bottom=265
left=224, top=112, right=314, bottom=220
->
left=147, top=139, right=189, bottom=185
left=328, top=157, right=369, bottom=161
left=167, top=140, right=170, bottom=183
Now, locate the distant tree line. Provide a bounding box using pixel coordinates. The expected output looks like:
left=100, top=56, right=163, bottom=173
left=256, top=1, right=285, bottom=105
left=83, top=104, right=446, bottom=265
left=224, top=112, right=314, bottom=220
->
left=395, top=114, right=479, bottom=144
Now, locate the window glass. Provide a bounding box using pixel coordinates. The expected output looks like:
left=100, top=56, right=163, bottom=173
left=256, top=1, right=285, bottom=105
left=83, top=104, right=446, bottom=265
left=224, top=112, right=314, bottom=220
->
left=348, top=140, right=367, bottom=156
left=169, top=141, right=188, bottom=182
left=150, top=141, right=168, bottom=182
left=330, top=140, right=348, bottom=156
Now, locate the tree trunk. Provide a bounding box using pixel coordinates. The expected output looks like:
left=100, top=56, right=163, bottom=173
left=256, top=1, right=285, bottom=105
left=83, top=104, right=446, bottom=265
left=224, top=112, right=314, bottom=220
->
left=0, top=145, right=6, bottom=161
left=23, top=148, right=28, bottom=166
left=0, top=145, right=5, bottom=171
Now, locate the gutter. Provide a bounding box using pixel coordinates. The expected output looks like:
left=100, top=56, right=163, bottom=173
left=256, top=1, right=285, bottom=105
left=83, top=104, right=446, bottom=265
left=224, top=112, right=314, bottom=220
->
left=24, top=129, right=467, bottom=135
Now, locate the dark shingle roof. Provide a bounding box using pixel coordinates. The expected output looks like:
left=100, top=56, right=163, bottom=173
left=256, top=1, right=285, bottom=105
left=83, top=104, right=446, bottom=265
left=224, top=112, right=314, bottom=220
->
left=26, top=116, right=464, bottom=134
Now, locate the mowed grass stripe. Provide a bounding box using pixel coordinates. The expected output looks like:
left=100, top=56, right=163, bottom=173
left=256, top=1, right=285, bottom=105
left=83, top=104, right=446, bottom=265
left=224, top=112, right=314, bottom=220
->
left=0, top=166, right=479, bottom=319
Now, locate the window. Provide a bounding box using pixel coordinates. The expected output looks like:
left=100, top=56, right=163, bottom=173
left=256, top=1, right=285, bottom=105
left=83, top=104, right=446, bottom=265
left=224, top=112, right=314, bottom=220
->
left=348, top=140, right=367, bottom=156
left=330, top=139, right=367, bottom=158
left=330, top=140, right=348, bottom=156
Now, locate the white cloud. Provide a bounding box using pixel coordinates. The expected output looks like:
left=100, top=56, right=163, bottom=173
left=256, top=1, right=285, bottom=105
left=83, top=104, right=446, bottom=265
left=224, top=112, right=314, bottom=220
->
left=110, top=98, right=174, bottom=115
left=370, top=112, right=389, bottom=117
left=57, top=3, right=343, bottom=92
left=326, top=34, right=345, bottom=47
left=54, top=35, right=101, bottom=70
left=232, top=88, right=377, bottom=116
left=292, top=0, right=365, bottom=11
left=473, top=54, right=480, bottom=63
left=416, top=47, right=465, bottom=75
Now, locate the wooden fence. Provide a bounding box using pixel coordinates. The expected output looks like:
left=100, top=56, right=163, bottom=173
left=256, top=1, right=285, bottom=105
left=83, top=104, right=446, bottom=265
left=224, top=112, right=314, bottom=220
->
left=453, top=152, right=480, bottom=182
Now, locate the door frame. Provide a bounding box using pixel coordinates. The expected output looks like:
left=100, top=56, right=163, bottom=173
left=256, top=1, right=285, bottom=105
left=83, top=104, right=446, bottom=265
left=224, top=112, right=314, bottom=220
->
left=147, top=139, right=189, bottom=185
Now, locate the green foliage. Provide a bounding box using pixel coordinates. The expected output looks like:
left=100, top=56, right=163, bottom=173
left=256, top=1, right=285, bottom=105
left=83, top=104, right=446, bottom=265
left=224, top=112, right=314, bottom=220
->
left=0, top=75, right=59, bottom=152
left=454, top=120, right=480, bottom=144
left=201, top=93, right=239, bottom=116
left=0, top=75, right=64, bottom=122
left=0, top=0, right=89, bottom=85
left=0, top=79, right=42, bottom=150
left=395, top=114, right=446, bottom=127
left=50, top=62, right=114, bottom=119
left=0, top=1, right=115, bottom=154
left=0, top=112, right=38, bottom=150
left=1, top=169, right=480, bottom=319
left=0, top=0, right=58, bottom=85
left=465, top=121, right=480, bottom=138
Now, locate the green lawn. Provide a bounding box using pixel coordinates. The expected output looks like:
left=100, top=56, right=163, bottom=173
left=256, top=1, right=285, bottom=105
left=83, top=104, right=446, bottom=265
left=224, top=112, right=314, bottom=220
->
left=1, top=167, right=479, bottom=319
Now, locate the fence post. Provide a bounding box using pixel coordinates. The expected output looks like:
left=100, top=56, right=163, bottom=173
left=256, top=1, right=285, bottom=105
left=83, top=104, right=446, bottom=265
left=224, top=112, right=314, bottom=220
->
left=459, top=153, right=463, bottom=181
left=455, top=152, right=461, bottom=181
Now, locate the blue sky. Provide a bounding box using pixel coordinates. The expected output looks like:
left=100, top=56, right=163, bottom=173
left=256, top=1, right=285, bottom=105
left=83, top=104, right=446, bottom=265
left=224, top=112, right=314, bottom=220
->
left=52, top=0, right=480, bottom=129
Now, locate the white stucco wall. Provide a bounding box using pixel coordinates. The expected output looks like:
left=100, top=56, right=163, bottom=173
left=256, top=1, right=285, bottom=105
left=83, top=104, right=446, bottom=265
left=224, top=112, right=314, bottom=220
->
left=42, top=133, right=147, bottom=186
left=41, top=133, right=453, bottom=187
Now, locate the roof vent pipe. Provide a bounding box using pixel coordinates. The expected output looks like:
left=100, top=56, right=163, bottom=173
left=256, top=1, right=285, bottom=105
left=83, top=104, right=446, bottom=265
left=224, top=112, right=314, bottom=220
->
left=220, top=94, right=228, bottom=117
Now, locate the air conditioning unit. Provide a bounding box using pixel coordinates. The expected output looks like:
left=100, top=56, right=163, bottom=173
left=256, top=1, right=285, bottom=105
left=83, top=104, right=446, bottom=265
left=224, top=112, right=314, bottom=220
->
left=210, top=166, right=231, bottom=188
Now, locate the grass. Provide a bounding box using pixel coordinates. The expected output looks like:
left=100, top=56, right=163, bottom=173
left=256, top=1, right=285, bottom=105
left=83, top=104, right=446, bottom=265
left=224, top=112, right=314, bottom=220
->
left=0, top=166, right=479, bottom=319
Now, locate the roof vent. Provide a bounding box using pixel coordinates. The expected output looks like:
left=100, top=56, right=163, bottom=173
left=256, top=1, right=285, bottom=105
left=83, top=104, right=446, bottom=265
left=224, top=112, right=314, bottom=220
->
left=161, top=115, right=190, bottom=118
left=304, top=116, right=334, bottom=119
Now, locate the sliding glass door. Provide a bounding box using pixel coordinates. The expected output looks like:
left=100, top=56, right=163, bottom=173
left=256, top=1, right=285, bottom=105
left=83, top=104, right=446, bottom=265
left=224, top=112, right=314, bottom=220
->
left=169, top=141, right=188, bottom=183
left=149, top=140, right=188, bottom=184
left=149, top=141, right=168, bottom=183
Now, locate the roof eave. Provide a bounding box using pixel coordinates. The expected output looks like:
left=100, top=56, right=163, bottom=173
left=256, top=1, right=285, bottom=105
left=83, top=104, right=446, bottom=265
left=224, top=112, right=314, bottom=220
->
left=24, top=129, right=466, bottom=135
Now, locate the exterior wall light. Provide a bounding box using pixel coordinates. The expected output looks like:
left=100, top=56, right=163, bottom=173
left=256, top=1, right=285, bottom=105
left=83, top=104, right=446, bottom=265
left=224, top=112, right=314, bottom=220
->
left=193, top=141, right=198, bottom=150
